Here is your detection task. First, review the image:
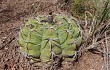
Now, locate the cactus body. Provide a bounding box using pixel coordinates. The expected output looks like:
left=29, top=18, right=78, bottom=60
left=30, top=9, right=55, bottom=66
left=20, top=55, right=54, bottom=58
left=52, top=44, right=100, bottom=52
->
left=18, top=15, right=82, bottom=62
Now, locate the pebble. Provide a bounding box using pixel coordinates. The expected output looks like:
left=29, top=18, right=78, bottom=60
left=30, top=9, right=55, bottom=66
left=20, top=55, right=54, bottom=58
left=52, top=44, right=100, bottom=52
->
left=0, top=39, right=3, bottom=45
left=2, top=37, right=7, bottom=39
left=90, top=69, right=95, bottom=70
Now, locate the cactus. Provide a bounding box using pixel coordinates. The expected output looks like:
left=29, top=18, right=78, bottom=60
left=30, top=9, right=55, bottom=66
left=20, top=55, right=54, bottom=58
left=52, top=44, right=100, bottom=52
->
left=18, top=15, right=82, bottom=62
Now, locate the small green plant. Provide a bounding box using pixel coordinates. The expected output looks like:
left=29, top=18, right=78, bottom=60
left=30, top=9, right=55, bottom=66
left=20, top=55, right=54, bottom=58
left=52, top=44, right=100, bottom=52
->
left=18, top=15, right=82, bottom=63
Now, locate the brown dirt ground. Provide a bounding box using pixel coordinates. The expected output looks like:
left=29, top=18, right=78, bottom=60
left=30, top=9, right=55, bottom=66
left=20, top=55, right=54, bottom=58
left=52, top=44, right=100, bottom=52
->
left=0, top=0, right=109, bottom=70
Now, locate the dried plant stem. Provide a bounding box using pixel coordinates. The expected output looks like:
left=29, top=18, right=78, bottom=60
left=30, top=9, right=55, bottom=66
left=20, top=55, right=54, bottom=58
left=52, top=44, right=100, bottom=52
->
left=85, top=37, right=110, bottom=50
left=105, top=32, right=109, bottom=70
left=103, top=41, right=106, bottom=70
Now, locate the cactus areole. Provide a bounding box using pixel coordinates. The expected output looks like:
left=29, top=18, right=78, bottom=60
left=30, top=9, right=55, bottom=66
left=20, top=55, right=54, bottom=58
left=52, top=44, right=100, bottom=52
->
left=18, top=14, right=82, bottom=62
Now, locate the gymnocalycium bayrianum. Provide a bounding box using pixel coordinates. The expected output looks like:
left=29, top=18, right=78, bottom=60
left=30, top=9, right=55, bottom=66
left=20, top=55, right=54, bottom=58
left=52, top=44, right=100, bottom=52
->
left=18, top=14, right=82, bottom=63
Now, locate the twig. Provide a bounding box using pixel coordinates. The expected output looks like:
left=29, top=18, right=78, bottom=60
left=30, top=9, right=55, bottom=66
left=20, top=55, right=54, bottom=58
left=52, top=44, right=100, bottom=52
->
left=105, top=32, right=109, bottom=70
left=103, top=41, right=107, bottom=70
left=0, top=37, right=15, bottom=50
left=33, top=0, right=43, bottom=15
left=85, top=37, right=110, bottom=50
left=100, top=23, right=110, bottom=35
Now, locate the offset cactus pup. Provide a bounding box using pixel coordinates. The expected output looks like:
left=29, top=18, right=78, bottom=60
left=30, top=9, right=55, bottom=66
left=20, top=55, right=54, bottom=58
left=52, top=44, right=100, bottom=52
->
left=18, top=14, right=82, bottom=64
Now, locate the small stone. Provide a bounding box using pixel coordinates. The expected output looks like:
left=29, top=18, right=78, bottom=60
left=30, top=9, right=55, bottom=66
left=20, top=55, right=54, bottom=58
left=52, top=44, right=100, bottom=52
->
left=4, top=47, right=8, bottom=50
left=0, top=31, right=1, bottom=34
left=90, top=69, right=95, bottom=70
left=2, top=37, right=7, bottom=39
left=0, top=39, right=3, bottom=44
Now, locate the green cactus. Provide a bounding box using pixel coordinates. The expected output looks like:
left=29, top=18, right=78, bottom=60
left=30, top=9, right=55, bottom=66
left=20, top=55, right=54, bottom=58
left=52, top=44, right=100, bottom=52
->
left=18, top=15, right=82, bottom=62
